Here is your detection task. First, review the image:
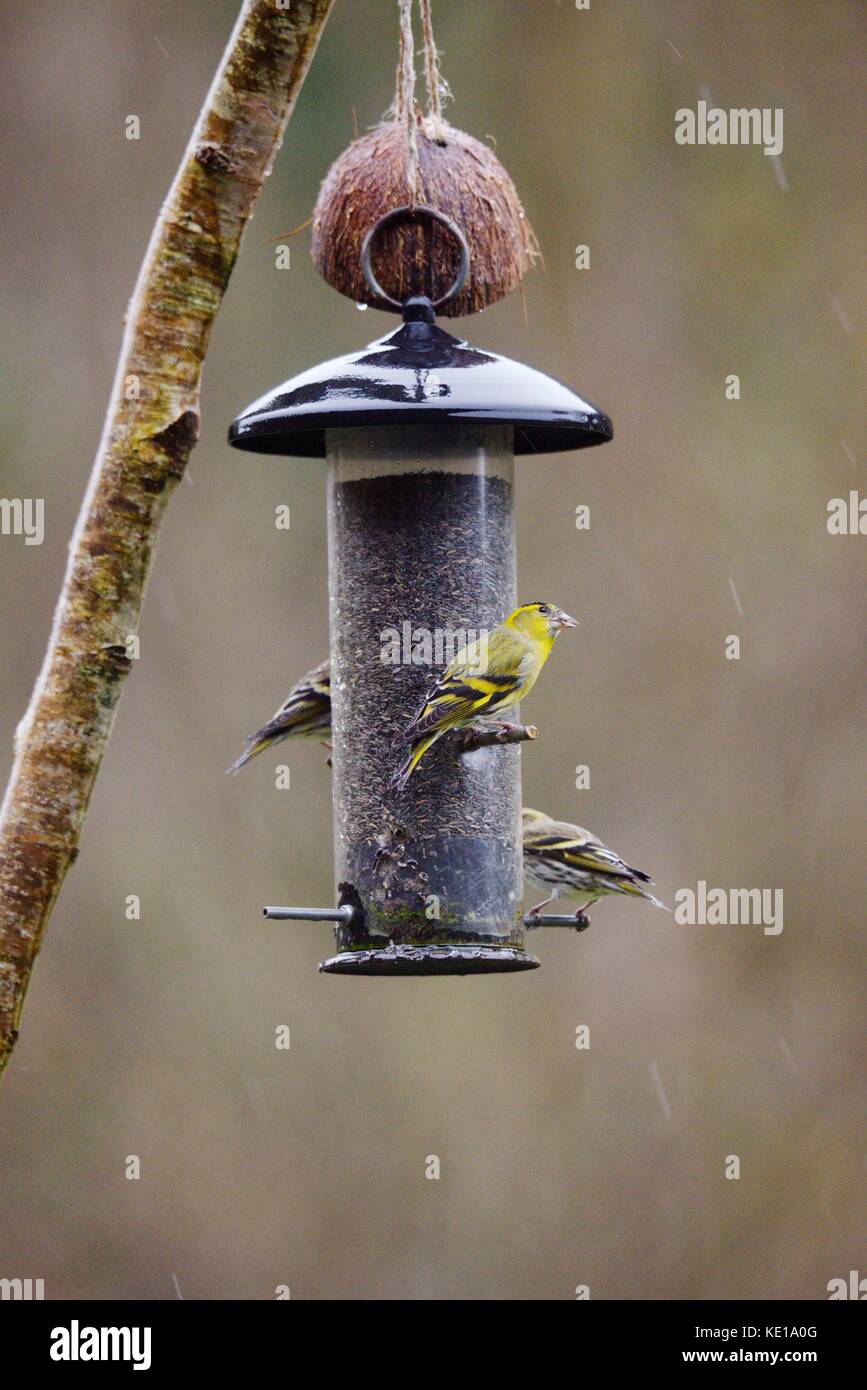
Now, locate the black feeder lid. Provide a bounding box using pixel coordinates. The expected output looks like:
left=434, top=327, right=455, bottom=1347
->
left=231, top=205, right=612, bottom=459
left=228, top=296, right=613, bottom=460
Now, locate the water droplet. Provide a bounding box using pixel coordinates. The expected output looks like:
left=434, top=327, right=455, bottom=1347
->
left=355, top=302, right=369, bottom=312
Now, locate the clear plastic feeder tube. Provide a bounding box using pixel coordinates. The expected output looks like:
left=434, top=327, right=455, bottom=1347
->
left=325, top=421, right=534, bottom=973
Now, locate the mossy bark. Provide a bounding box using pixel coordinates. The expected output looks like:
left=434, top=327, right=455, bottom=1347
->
left=0, top=0, right=334, bottom=1080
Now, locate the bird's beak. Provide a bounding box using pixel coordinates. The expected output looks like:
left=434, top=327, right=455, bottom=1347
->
left=555, top=609, right=579, bottom=629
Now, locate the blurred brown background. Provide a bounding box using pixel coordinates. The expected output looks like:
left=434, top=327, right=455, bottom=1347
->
left=0, top=0, right=864, bottom=1300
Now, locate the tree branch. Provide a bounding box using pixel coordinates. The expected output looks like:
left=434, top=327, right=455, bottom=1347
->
left=0, top=0, right=335, bottom=1080
left=458, top=723, right=538, bottom=752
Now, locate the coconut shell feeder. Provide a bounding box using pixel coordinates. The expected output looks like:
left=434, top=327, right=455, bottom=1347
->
left=229, top=2, right=613, bottom=975
left=311, top=118, right=536, bottom=318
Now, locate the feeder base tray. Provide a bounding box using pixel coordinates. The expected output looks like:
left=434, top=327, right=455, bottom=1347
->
left=319, top=943, right=539, bottom=976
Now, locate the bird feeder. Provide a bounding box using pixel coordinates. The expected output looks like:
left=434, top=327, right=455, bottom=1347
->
left=229, top=207, right=612, bottom=975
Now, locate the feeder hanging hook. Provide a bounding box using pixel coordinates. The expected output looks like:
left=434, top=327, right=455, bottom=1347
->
left=359, top=204, right=470, bottom=314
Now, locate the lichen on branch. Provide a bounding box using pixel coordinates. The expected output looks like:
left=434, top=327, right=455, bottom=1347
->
left=0, top=0, right=334, bottom=1080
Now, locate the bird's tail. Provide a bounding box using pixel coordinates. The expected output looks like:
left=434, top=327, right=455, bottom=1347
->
left=617, top=878, right=669, bottom=911
left=389, top=732, right=440, bottom=791
left=225, top=736, right=269, bottom=775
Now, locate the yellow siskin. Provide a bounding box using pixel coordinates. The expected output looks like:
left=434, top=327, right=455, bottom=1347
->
left=226, top=659, right=331, bottom=773
left=391, top=602, right=578, bottom=791
left=522, top=807, right=667, bottom=924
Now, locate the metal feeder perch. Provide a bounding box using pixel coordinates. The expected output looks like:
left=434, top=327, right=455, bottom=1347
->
left=230, top=207, right=612, bottom=976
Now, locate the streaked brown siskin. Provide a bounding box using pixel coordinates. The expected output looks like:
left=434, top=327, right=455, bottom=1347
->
left=522, top=807, right=667, bottom=924
left=226, top=659, right=331, bottom=773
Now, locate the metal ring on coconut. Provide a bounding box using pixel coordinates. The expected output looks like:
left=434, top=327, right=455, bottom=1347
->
left=360, top=204, right=470, bottom=313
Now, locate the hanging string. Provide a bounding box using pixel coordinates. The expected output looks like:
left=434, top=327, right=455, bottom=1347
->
left=419, top=0, right=449, bottom=140
left=392, top=1, right=452, bottom=205
left=396, top=0, right=420, bottom=207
